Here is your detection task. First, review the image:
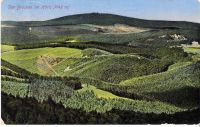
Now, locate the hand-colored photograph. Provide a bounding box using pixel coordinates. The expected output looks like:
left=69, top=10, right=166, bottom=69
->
left=1, top=0, right=200, bottom=125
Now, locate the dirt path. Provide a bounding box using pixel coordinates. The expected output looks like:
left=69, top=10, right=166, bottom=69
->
left=36, top=55, right=62, bottom=76
left=43, top=57, right=59, bottom=76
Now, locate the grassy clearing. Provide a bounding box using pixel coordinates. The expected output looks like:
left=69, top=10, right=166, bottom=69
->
left=2, top=47, right=82, bottom=74
left=183, top=47, right=200, bottom=61
left=82, top=48, right=112, bottom=57
left=2, top=47, right=82, bottom=61
left=192, top=54, right=200, bottom=61
left=83, top=24, right=149, bottom=33
left=1, top=45, right=15, bottom=53
left=168, top=62, right=192, bottom=71
left=78, top=84, right=124, bottom=99
left=183, top=47, right=200, bottom=54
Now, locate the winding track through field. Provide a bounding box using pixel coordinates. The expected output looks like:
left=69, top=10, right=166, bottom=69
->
left=42, top=57, right=59, bottom=76
left=37, top=51, right=82, bottom=76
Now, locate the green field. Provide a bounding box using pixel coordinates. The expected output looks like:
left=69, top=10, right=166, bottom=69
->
left=78, top=84, right=124, bottom=99
left=183, top=47, right=200, bottom=61
left=1, top=45, right=15, bottom=53
left=2, top=47, right=82, bottom=75
left=183, top=47, right=200, bottom=54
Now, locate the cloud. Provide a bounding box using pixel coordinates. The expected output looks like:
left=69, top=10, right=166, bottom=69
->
left=198, top=0, right=200, bottom=3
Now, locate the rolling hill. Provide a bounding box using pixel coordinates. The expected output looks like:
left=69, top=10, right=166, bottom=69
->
left=1, top=13, right=200, bottom=124
left=2, top=13, right=200, bottom=29
left=2, top=13, right=200, bottom=45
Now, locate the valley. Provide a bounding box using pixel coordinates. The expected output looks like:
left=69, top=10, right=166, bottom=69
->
left=1, top=13, right=200, bottom=124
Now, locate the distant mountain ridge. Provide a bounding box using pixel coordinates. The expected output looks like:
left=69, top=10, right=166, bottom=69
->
left=2, top=13, right=200, bottom=29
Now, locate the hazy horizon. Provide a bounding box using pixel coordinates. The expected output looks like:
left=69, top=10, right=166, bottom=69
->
left=1, top=12, right=200, bottom=24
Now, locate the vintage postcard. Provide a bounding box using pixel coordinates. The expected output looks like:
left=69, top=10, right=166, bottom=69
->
left=1, top=0, right=200, bottom=125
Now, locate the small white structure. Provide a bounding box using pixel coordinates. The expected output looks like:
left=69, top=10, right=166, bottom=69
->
left=181, top=41, right=200, bottom=48
left=191, top=41, right=199, bottom=46
left=64, top=66, right=72, bottom=72
left=170, top=34, right=187, bottom=41
left=159, top=35, right=167, bottom=38
left=29, top=27, right=32, bottom=32
left=83, top=55, right=88, bottom=58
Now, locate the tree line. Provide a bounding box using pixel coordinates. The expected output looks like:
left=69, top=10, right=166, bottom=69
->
left=2, top=92, right=200, bottom=124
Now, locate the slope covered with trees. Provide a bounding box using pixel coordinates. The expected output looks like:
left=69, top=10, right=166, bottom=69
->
left=1, top=13, right=200, bottom=124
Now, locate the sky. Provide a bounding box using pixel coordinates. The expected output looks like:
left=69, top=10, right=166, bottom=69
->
left=1, top=0, right=200, bottom=23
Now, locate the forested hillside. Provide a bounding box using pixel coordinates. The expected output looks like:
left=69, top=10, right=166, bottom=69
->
left=1, top=13, right=200, bottom=124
